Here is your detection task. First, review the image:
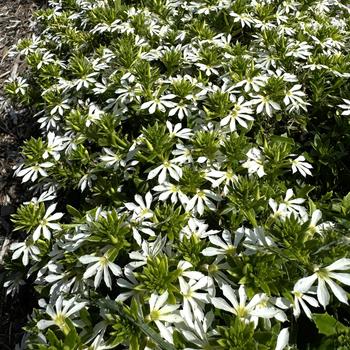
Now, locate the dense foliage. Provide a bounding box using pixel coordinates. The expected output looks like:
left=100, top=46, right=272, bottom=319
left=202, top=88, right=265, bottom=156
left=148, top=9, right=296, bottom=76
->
left=3, top=0, right=350, bottom=349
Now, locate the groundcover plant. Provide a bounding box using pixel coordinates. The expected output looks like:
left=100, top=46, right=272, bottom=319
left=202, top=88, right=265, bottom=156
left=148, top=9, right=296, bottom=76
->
left=2, top=0, right=350, bottom=348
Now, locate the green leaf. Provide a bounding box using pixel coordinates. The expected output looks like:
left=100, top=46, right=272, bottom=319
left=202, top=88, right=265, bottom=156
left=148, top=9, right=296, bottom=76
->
left=313, top=313, right=348, bottom=336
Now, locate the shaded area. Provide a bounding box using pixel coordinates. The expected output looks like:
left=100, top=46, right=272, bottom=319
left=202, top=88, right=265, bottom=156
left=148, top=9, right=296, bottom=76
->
left=0, top=0, right=43, bottom=348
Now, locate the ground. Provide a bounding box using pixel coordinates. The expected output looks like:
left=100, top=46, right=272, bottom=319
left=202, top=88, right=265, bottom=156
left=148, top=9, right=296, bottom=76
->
left=0, top=0, right=43, bottom=348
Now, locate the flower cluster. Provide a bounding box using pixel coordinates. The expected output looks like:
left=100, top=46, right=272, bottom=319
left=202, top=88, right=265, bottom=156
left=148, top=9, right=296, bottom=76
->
left=3, top=0, right=350, bottom=349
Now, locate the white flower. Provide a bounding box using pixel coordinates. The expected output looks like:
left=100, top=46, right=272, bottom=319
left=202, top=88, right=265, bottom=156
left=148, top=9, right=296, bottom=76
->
left=292, top=288, right=319, bottom=319
left=243, top=226, right=276, bottom=253
left=179, top=276, right=210, bottom=324
left=291, top=155, right=313, bottom=177
left=180, top=217, right=219, bottom=240
left=338, top=98, right=350, bottom=116
left=282, top=188, right=307, bottom=218
left=153, top=182, right=189, bottom=205
left=283, top=84, right=307, bottom=111
left=140, top=94, right=176, bottom=114
left=202, top=229, right=244, bottom=257
left=125, top=192, right=154, bottom=221
left=146, top=291, right=183, bottom=344
left=33, top=203, right=64, bottom=241
left=43, top=132, right=69, bottom=161
left=37, top=296, right=87, bottom=331
left=180, top=311, right=215, bottom=350
left=220, top=96, right=254, bottom=132
left=50, top=99, right=70, bottom=116
left=185, top=189, right=221, bottom=216
left=10, top=240, right=40, bottom=266
left=202, top=256, right=233, bottom=290
left=294, top=258, right=350, bottom=308
left=99, top=148, right=125, bottom=169
left=269, top=198, right=288, bottom=219
left=234, top=76, right=267, bottom=93
left=242, top=147, right=266, bottom=177
left=248, top=94, right=281, bottom=117
left=15, top=162, right=54, bottom=183
left=205, top=168, right=238, bottom=196
left=166, top=121, right=193, bottom=139
left=172, top=144, right=194, bottom=164
left=148, top=160, right=183, bottom=183
left=79, top=254, right=122, bottom=289
left=211, top=285, right=280, bottom=327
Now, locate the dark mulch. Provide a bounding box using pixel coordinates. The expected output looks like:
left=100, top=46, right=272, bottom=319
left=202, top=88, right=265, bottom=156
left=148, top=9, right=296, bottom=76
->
left=0, top=0, right=45, bottom=348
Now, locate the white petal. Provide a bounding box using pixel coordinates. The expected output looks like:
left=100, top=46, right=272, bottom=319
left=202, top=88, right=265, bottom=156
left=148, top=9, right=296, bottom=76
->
left=32, top=226, right=42, bottom=241
left=148, top=165, right=162, bottom=180
left=326, top=258, right=350, bottom=271
left=275, top=328, right=289, bottom=350
left=325, top=278, right=348, bottom=304
left=222, top=284, right=238, bottom=309
left=44, top=203, right=57, bottom=218
left=328, top=272, right=350, bottom=286
left=79, top=255, right=99, bottom=264
left=293, top=274, right=317, bottom=293
left=83, top=263, right=99, bottom=279
left=108, top=262, right=122, bottom=276
left=317, top=278, right=330, bottom=308
left=37, top=320, right=55, bottom=330
left=155, top=291, right=169, bottom=310
left=211, top=297, right=234, bottom=313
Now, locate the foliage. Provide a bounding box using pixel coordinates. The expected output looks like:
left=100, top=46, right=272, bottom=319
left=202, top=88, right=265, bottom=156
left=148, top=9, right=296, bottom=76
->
left=2, top=0, right=350, bottom=349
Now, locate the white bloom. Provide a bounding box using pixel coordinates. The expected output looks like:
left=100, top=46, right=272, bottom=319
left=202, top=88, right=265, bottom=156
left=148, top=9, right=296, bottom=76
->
left=180, top=311, right=215, bottom=350
left=234, top=76, right=267, bottom=93
left=43, top=132, right=69, bottom=160
left=16, top=162, right=54, bottom=183
left=153, top=182, right=189, bottom=206
left=140, top=94, right=176, bottom=114
left=148, top=160, right=183, bottom=183
left=243, top=226, right=276, bottom=253
left=205, top=169, right=238, bottom=194
left=292, top=288, right=319, bottom=319
left=99, top=148, right=127, bottom=170
left=294, top=258, right=350, bottom=308
left=37, top=296, right=87, bottom=331
left=180, top=217, right=219, bottom=240
left=179, top=276, right=210, bottom=324
left=220, top=96, right=254, bottom=132
left=185, top=189, right=221, bottom=216
left=146, top=291, right=183, bottom=344
left=212, top=285, right=280, bottom=327
left=291, top=155, right=313, bottom=177
left=10, top=240, right=40, bottom=266
left=282, top=188, right=307, bottom=218
left=116, top=265, right=139, bottom=302
left=283, top=84, right=306, bottom=106
left=202, top=229, right=244, bottom=256
left=79, top=254, right=122, bottom=289
left=172, top=144, right=194, bottom=164
left=166, top=121, right=193, bottom=139
left=33, top=203, right=64, bottom=241
left=248, top=94, right=281, bottom=117
left=50, top=99, right=70, bottom=116
left=203, top=256, right=233, bottom=290
left=242, top=147, right=266, bottom=177
left=125, top=192, right=154, bottom=221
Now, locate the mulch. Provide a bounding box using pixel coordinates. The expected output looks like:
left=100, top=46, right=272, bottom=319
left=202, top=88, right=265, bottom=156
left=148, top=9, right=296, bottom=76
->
left=0, top=0, right=45, bottom=348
